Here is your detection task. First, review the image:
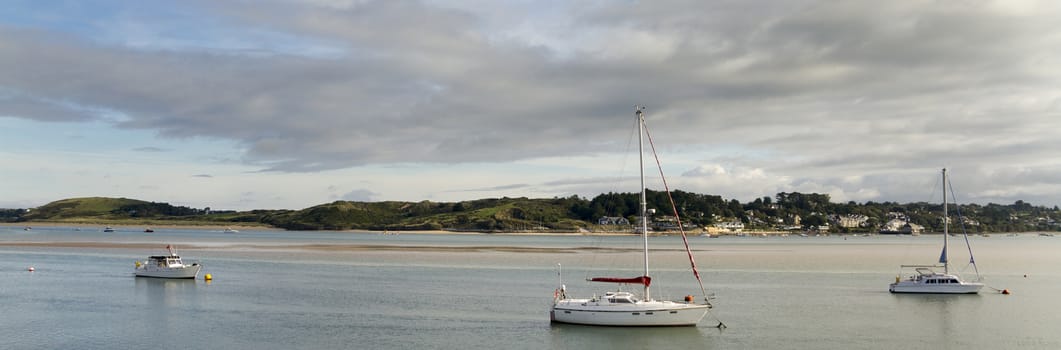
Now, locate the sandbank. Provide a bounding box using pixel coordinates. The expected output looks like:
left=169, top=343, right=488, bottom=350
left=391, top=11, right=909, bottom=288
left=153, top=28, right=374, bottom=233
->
left=0, top=241, right=676, bottom=254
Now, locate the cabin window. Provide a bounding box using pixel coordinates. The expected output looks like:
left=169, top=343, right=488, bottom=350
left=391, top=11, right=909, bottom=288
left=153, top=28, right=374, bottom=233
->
left=670, top=311, right=678, bottom=314
left=632, top=312, right=640, bottom=315
left=645, top=312, right=654, bottom=315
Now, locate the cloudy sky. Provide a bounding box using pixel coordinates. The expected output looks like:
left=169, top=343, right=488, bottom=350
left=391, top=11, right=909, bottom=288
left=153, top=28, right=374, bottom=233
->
left=2, top=0, right=1060, bottom=211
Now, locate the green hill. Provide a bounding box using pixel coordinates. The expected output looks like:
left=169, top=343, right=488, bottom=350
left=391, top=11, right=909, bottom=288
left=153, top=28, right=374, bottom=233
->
left=17, top=197, right=282, bottom=227
left=8, top=193, right=1061, bottom=233
left=260, top=197, right=589, bottom=231
left=22, top=197, right=151, bottom=220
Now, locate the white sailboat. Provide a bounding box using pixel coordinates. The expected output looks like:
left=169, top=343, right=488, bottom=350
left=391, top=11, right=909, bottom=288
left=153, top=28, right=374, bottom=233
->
left=550, top=106, right=712, bottom=326
left=889, top=168, right=984, bottom=294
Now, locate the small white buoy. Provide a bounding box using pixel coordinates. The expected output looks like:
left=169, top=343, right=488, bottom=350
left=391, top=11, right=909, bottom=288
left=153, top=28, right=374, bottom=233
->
left=28, top=266, right=35, bottom=272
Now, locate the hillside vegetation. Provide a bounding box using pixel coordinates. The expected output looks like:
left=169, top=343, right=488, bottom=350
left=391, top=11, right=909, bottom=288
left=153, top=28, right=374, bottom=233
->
left=4, top=193, right=1061, bottom=233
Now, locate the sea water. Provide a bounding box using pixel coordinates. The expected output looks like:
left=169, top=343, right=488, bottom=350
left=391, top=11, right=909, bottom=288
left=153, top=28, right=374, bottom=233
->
left=1, top=226, right=1058, bottom=349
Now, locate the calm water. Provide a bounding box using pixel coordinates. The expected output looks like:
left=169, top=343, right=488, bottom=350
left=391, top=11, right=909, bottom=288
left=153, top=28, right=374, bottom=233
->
left=1, top=226, right=1059, bottom=349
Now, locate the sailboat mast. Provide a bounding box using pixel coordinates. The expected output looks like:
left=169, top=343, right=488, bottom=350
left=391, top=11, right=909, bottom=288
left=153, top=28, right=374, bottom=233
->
left=637, top=105, right=650, bottom=300
left=942, top=168, right=949, bottom=274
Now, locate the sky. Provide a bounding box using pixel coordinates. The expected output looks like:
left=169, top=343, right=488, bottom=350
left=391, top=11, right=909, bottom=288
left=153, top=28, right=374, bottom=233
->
left=2, top=0, right=1061, bottom=211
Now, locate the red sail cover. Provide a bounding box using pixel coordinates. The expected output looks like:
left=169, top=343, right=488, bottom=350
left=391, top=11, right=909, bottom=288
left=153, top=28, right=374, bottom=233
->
left=589, top=276, right=652, bottom=286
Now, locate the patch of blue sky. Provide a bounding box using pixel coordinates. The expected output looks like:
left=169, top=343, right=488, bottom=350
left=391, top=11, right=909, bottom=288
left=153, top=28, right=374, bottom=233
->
left=2, top=0, right=346, bottom=59
left=0, top=116, right=243, bottom=167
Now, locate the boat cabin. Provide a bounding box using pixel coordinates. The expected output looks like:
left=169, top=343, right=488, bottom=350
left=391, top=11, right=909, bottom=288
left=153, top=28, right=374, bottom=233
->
left=911, top=268, right=960, bottom=283
left=601, top=291, right=640, bottom=304
left=922, top=277, right=961, bottom=284
left=146, top=255, right=186, bottom=268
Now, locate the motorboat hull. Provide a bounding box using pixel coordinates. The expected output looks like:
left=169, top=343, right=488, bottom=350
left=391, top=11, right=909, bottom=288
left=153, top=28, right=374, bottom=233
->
left=134, top=264, right=202, bottom=279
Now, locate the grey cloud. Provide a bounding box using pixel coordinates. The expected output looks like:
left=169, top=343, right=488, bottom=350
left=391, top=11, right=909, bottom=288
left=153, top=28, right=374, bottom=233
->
left=3, top=1, right=1060, bottom=205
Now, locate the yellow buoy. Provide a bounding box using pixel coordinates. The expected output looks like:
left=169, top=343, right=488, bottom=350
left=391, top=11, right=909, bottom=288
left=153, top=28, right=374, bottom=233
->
left=135, top=261, right=141, bottom=268
left=204, top=273, right=213, bottom=281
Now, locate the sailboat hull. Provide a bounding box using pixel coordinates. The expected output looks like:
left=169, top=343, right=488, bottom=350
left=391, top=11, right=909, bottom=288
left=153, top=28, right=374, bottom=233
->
left=889, top=281, right=983, bottom=294
left=551, top=299, right=710, bottom=326
left=889, top=272, right=983, bottom=294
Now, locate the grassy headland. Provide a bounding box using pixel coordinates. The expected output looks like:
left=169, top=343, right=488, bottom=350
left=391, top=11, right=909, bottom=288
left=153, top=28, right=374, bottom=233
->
left=3, top=193, right=1060, bottom=234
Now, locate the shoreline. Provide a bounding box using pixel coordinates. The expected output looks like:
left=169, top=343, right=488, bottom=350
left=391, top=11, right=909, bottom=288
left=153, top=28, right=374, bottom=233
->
left=6, top=222, right=875, bottom=237
left=0, top=241, right=705, bottom=253
left=2, top=222, right=277, bottom=231
left=3, top=222, right=642, bottom=236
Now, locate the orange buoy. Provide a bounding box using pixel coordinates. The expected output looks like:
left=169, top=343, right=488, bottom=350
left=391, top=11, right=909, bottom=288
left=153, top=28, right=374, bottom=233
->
left=684, top=295, right=694, bottom=302
left=28, top=267, right=35, bottom=272
left=1002, top=289, right=1010, bottom=295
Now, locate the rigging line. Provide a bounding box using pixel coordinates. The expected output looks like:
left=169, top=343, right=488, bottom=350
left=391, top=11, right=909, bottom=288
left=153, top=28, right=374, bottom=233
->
left=947, top=176, right=981, bottom=279
left=641, top=120, right=709, bottom=302
left=901, top=171, right=941, bottom=264
left=585, top=115, right=641, bottom=281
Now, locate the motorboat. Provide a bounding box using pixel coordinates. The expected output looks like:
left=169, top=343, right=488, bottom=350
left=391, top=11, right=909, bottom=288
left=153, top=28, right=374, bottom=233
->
left=134, top=245, right=202, bottom=279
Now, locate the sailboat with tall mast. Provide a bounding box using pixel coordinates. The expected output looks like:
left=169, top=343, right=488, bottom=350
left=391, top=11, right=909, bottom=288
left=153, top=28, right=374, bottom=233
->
left=550, top=106, right=712, bottom=326
left=889, top=168, right=984, bottom=294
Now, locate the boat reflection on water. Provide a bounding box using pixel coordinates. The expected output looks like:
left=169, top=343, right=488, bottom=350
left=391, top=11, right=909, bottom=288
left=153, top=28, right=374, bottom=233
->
left=549, top=322, right=718, bottom=349
left=135, top=277, right=200, bottom=308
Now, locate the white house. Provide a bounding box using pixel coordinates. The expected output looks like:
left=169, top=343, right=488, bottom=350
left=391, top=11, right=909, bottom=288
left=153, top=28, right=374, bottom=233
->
left=714, top=221, right=744, bottom=233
